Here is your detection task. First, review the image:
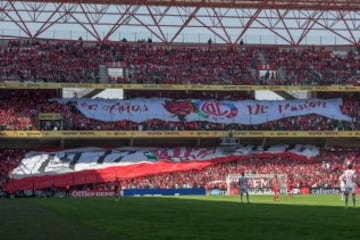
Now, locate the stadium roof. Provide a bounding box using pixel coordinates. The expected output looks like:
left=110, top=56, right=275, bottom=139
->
left=0, top=0, right=359, bottom=46
left=10, top=1, right=360, bottom=11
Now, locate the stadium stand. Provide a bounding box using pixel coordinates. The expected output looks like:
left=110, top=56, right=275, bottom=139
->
left=1, top=1, right=360, bottom=199
left=1, top=40, right=359, bottom=85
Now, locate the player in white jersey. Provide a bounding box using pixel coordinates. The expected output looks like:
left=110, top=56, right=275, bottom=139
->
left=339, top=176, right=345, bottom=200
left=238, top=172, right=250, bottom=203
left=339, top=164, right=356, bottom=207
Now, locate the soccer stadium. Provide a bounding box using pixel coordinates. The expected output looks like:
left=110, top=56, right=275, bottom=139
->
left=1, top=0, right=360, bottom=239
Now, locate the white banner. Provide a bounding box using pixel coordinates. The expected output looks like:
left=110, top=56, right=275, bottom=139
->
left=11, top=145, right=319, bottom=179
left=53, top=98, right=351, bottom=124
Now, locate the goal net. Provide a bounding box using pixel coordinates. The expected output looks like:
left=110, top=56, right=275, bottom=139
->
left=226, top=174, right=287, bottom=195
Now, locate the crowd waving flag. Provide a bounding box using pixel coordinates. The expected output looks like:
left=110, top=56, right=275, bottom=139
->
left=7, top=145, right=319, bottom=192
left=52, top=98, right=351, bottom=124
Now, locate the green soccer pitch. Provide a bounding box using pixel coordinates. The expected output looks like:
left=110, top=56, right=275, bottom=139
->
left=1, top=195, right=359, bottom=240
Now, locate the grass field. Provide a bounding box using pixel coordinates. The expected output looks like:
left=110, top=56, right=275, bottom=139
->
left=1, top=194, right=360, bottom=240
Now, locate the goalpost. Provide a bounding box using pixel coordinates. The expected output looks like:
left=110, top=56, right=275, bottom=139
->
left=226, top=174, right=288, bottom=195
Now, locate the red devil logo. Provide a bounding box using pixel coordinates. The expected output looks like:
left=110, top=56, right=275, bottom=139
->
left=162, top=99, right=194, bottom=121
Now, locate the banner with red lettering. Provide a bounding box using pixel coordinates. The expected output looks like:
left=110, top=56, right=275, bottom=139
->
left=7, top=145, right=318, bottom=192
left=52, top=98, right=351, bottom=124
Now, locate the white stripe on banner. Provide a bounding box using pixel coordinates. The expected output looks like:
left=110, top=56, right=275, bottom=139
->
left=52, top=98, right=351, bottom=124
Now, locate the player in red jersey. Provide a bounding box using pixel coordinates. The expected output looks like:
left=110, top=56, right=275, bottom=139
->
left=272, top=175, right=279, bottom=201
left=114, top=177, right=121, bottom=201
left=287, top=178, right=294, bottom=199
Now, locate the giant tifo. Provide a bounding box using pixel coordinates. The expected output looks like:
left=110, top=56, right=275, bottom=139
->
left=0, top=0, right=360, bottom=198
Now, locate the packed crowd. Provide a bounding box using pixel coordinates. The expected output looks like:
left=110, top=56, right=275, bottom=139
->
left=1, top=40, right=359, bottom=85
left=0, top=149, right=26, bottom=192
left=0, top=90, right=57, bottom=130
left=118, top=148, right=359, bottom=191
left=125, top=90, right=254, bottom=100
left=263, top=47, right=360, bottom=85
left=0, top=147, right=359, bottom=193
left=0, top=90, right=358, bottom=131
left=0, top=40, right=258, bottom=84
